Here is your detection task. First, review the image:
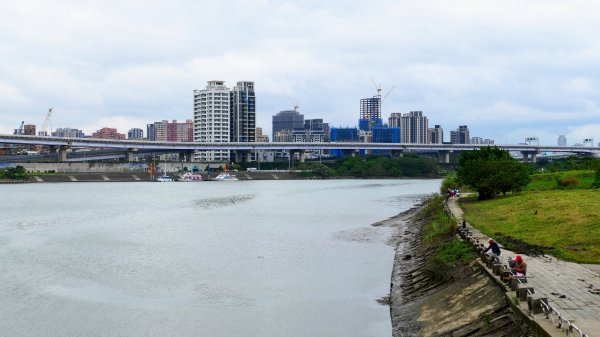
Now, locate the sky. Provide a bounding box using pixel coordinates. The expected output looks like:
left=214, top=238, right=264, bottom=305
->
left=1, top=0, right=600, bottom=145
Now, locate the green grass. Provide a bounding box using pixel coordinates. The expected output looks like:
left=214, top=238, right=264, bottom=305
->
left=435, top=240, right=478, bottom=265
left=526, top=170, right=595, bottom=191
left=420, top=195, right=457, bottom=246
left=461, top=190, right=600, bottom=263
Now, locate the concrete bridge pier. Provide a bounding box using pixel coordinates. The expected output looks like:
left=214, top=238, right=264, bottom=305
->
left=127, top=148, right=138, bottom=162
left=231, top=150, right=253, bottom=163
left=521, top=151, right=538, bottom=163
left=299, top=150, right=306, bottom=163
left=438, top=150, right=451, bottom=164
left=57, top=145, right=69, bottom=162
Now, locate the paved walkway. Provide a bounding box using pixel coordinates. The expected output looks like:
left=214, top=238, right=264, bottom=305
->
left=447, top=197, right=600, bottom=337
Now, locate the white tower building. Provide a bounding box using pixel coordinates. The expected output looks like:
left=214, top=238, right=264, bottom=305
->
left=194, top=80, right=231, bottom=162
left=400, top=111, right=429, bottom=144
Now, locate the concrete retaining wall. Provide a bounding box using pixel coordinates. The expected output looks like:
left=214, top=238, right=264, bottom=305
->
left=20, top=163, right=149, bottom=173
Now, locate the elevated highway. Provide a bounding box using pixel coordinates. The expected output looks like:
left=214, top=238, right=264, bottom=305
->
left=1, top=134, right=599, bottom=163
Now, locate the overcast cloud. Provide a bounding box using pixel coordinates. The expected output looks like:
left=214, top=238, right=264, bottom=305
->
left=1, top=0, right=600, bottom=145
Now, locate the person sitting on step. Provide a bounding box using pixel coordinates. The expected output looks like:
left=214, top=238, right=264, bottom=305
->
left=503, top=255, right=527, bottom=282
left=482, top=238, right=501, bottom=261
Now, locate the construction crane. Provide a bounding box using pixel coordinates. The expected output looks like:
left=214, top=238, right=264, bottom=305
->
left=370, top=77, right=395, bottom=103
left=39, top=108, right=53, bottom=136
left=370, top=77, right=382, bottom=96
left=382, top=85, right=395, bottom=103
left=284, top=93, right=299, bottom=111
left=14, top=121, right=24, bottom=135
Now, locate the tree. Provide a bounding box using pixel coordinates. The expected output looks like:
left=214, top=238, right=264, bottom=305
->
left=592, top=167, right=600, bottom=189
left=565, top=156, right=578, bottom=171
left=457, top=147, right=531, bottom=200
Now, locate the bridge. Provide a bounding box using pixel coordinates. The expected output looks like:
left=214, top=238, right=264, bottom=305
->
left=1, top=134, right=599, bottom=163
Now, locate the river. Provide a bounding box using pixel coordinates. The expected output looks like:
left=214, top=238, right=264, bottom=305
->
left=0, top=179, right=440, bottom=337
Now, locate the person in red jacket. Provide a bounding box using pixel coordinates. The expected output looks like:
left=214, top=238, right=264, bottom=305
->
left=503, top=255, right=527, bottom=282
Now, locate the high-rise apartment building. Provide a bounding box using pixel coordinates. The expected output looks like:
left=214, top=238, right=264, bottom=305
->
left=330, top=127, right=360, bottom=157
left=255, top=127, right=269, bottom=142
left=359, top=95, right=382, bottom=131
left=372, top=126, right=400, bottom=144
left=230, top=81, right=256, bottom=162
left=428, top=125, right=443, bottom=144
left=230, top=81, right=256, bottom=143
left=194, top=81, right=231, bottom=162
left=146, top=120, right=193, bottom=142
left=471, top=137, right=494, bottom=145
left=400, top=111, right=429, bottom=144
left=24, top=125, right=36, bottom=136
left=304, top=119, right=330, bottom=142
left=173, top=120, right=193, bottom=142
left=557, top=135, right=567, bottom=146
left=272, top=110, right=304, bottom=140
left=128, top=128, right=144, bottom=139
left=92, top=127, right=125, bottom=139
left=450, top=125, right=470, bottom=144
left=53, top=128, right=85, bottom=138
left=146, top=124, right=156, bottom=141
left=388, top=113, right=402, bottom=128
left=273, top=130, right=293, bottom=142
left=148, top=121, right=167, bottom=141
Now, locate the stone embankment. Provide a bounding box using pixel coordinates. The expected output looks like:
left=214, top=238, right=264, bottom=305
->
left=383, top=195, right=600, bottom=336
left=384, top=202, right=530, bottom=337
left=385, top=196, right=600, bottom=337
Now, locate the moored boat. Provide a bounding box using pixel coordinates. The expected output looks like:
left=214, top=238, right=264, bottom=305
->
left=180, top=172, right=203, bottom=182
left=213, top=172, right=238, bottom=181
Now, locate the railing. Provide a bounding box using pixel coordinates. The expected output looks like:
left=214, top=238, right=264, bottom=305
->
left=501, top=255, right=589, bottom=337
left=487, top=249, right=589, bottom=337
left=448, top=200, right=590, bottom=337
left=538, top=292, right=588, bottom=337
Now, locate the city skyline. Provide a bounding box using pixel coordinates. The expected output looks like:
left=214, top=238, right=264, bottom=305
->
left=1, top=1, right=600, bottom=145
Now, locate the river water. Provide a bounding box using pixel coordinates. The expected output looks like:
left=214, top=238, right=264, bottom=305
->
left=0, top=179, right=440, bottom=337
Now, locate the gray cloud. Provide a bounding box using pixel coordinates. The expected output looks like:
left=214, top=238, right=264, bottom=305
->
left=1, top=0, right=600, bottom=145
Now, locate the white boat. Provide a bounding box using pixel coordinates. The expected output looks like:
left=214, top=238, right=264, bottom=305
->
left=155, top=163, right=174, bottom=182
left=213, top=172, right=238, bottom=181
left=179, top=172, right=203, bottom=182
left=156, top=175, right=174, bottom=182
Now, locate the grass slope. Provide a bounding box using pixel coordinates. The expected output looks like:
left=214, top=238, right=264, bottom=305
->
left=461, top=190, right=600, bottom=263
left=526, top=170, right=595, bottom=191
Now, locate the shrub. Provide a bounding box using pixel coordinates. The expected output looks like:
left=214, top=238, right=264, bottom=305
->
left=0, top=165, right=27, bottom=180
left=557, top=176, right=579, bottom=188
left=425, top=255, right=453, bottom=282
left=592, top=167, right=600, bottom=188
left=440, top=172, right=460, bottom=194
left=424, top=240, right=477, bottom=281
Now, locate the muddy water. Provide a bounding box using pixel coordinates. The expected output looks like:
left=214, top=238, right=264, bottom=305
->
left=0, top=179, right=440, bottom=337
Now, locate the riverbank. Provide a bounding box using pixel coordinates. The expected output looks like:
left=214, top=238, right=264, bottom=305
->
left=2, top=171, right=304, bottom=183
left=376, top=198, right=529, bottom=336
